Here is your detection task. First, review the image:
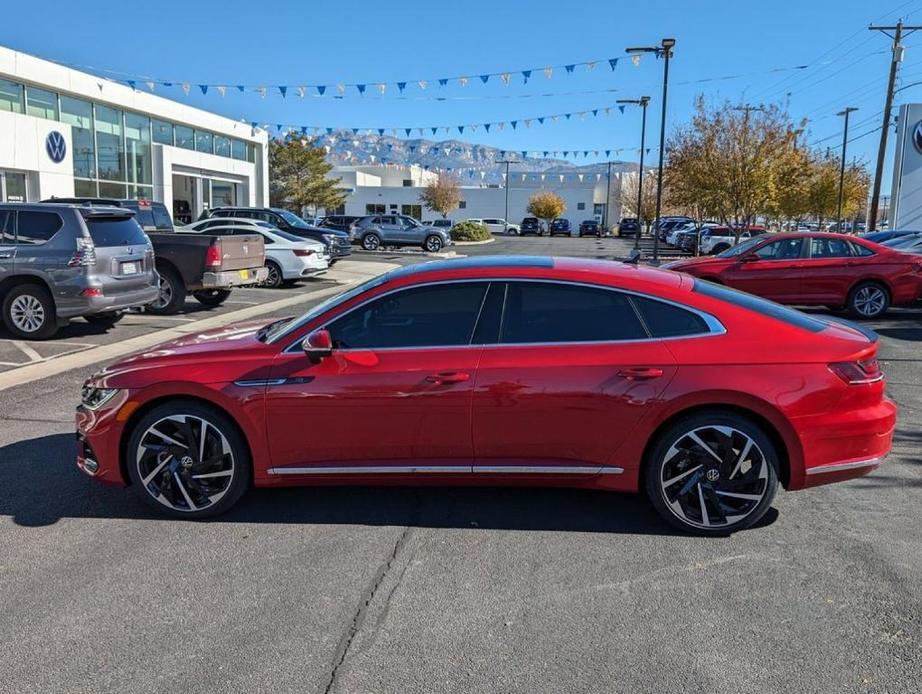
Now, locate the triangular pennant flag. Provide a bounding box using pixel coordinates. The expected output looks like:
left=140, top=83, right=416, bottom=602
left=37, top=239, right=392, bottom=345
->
left=181, top=83, right=191, bottom=95
left=301, top=127, right=309, bottom=134
left=524, top=119, right=532, bottom=128
left=522, top=70, right=532, bottom=83
left=377, top=83, right=386, bottom=94
left=565, top=64, right=575, bottom=73
left=145, top=81, right=156, bottom=92
left=540, top=174, right=546, bottom=181
left=431, top=127, right=438, bottom=135
left=458, top=126, right=464, bottom=133
left=438, top=78, right=448, bottom=87
left=645, top=148, right=652, bottom=155
left=397, top=82, right=407, bottom=93
left=417, top=128, right=425, bottom=136
left=378, top=128, right=385, bottom=135
left=352, top=128, right=359, bottom=135
left=565, top=113, right=572, bottom=120
left=356, top=84, right=366, bottom=94
left=404, top=128, right=412, bottom=137
left=235, top=85, right=244, bottom=92
left=618, top=105, right=626, bottom=114
left=563, top=151, right=569, bottom=157
left=520, top=151, right=527, bottom=158
left=631, top=55, right=641, bottom=67
left=199, top=84, right=208, bottom=95
left=336, top=84, right=346, bottom=94
left=559, top=175, right=565, bottom=182
left=409, top=145, right=416, bottom=152
left=458, top=77, right=468, bottom=87
left=587, top=61, right=597, bottom=71
left=497, top=122, right=505, bottom=131
left=484, top=123, right=491, bottom=132
left=296, top=86, right=305, bottom=98
left=317, top=85, right=327, bottom=96
left=325, top=127, right=333, bottom=134
left=578, top=174, right=584, bottom=181
left=126, top=80, right=136, bottom=90
left=217, top=85, right=227, bottom=97
left=609, top=58, right=619, bottom=70
left=521, top=174, right=527, bottom=181
left=543, top=151, right=548, bottom=157
left=278, top=86, right=287, bottom=98
left=250, top=121, right=259, bottom=128
left=480, top=75, right=490, bottom=84
left=510, top=120, right=517, bottom=130
left=257, top=86, right=267, bottom=98
left=538, top=117, right=545, bottom=125
left=592, top=109, right=598, bottom=116
left=418, top=80, right=428, bottom=90
left=596, top=173, right=602, bottom=181
left=543, top=66, right=553, bottom=79
left=501, top=72, right=511, bottom=85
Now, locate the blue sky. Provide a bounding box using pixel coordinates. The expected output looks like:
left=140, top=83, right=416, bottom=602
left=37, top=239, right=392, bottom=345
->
left=5, top=0, right=922, bottom=187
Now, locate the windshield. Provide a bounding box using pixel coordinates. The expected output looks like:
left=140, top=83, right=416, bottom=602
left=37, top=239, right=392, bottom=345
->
left=717, top=236, right=764, bottom=257
left=275, top=209, right=311, bottom=228
left=262, top=272, right=392, bottom=343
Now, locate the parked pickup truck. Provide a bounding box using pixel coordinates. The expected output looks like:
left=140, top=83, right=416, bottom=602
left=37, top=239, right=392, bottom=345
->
left=42, top=198, right=268, bottom=314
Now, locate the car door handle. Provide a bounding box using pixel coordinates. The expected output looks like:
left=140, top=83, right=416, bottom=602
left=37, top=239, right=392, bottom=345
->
left=617, top=367, right=664, bottom=381
left=425, top=371, right=470, bottom=385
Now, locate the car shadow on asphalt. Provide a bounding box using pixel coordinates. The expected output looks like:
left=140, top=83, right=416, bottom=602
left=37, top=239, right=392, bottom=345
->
left=1, top=433, right=779, bottom=535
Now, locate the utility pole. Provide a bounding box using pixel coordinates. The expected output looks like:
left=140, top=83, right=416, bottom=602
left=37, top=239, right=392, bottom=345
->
left=731, top=104, right=766, bottom=233
left=502, top=159, right=512, bottom=231
left=868, top=20, right=922, bottom=230
left=836, top=107, right=858, bottom=232
left=604, top=160, right=613, bottom=232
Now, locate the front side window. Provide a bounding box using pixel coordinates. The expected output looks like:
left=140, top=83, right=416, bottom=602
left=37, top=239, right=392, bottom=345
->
left=0, top=210, right=14, bottom=243
left=327, top=282, right=489, bottom=349
left=754, top=237, right=804, bottom=260
left=501, top=282, right=646, bottom=344
left=16, top=211, right=63, bottom=245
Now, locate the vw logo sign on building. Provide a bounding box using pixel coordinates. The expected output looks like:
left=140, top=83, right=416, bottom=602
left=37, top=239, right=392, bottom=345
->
left=913, top=121, right=922, bottom=154
left=45, top=131, right=67, bottom=163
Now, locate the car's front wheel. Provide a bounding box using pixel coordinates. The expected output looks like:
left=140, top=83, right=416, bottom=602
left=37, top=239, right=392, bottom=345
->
left=424, top=235, right=444, bottom=252
left=644, top=411, right=779, bottom=536
left=847, top=281, right=890, bottom=319
left=126, top=401, right=251, bottom=519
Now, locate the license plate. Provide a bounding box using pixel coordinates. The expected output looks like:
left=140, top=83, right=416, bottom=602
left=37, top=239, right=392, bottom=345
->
left=238, top=269, right=249, bottom=280
left=121, top=262, right=138, bottom=275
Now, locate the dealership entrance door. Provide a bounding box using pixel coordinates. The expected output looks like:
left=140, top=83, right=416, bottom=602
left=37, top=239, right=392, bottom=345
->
left=171, top=173, right=239, bottom=224
left=172, top=174, right=196, bottom=225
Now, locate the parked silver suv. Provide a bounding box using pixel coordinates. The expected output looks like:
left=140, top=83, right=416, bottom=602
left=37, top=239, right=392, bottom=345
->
left=0, top=204, right=159, bottom=339
left=352, top=215, right=452, bottom=252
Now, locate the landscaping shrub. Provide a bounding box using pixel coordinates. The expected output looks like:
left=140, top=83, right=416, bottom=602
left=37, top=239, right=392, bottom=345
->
left=450, top=221, right=492, bottom=242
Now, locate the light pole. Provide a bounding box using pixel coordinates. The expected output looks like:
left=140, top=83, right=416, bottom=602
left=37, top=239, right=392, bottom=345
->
left=501, top=159, right=514, bottom=232
left=617, top=96, right=651, bottom=250
left=604, top=160, right=612, bottom=232
left=836, top=107, right=858, bottom=233
left=627, top=39, right=675, bottom=262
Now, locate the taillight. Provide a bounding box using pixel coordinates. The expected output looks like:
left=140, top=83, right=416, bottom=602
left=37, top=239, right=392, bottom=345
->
left=205, top=244, right=222, bottom=268
left=80, top=287, right=103, bottom=298
left=68, top=237, right=96, bottom=267
left=293, top=249, right=315, bottom=257
left=828, top=358, right=883, bottom=384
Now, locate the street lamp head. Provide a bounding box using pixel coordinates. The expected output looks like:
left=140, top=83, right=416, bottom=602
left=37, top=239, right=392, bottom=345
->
left=625, top=46, right=658, bottom=54
left=640, top=96, right=651, bottom=105
left=836, top=107, right=859, bottom=116
left=662, top=38, right=676, bottom=49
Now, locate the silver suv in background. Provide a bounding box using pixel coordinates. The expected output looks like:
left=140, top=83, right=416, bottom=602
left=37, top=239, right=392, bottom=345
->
left=351, top=215, right=452, bottom=252
left=0, top=204, right=159, bottom=339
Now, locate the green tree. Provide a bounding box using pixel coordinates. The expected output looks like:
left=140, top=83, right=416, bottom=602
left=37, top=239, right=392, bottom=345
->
left=527, top=191, right=566, bottom=230
left=269, top=135, right=346, bottom=215
left=420, top=175, right=462, bottom=218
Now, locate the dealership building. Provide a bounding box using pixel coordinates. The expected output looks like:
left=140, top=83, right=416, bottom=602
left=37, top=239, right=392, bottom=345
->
left=0, top=46, right=268, bottom=223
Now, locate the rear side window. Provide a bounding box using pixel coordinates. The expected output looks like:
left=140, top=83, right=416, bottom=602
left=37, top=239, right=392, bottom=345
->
left=152, top=204, right=173, bottom=229
left=850, top=242, right=874, bottom=257
left=85, top=218, right=148, bottom=247
left=501, top=282, right=646, bottom=343
left=693, top=279, right=825, bottom=332
left=16, top=211, right=63, bottom=244
left=632, top=296, right=709, bottom=337
left=0, top=211, right=13, bottom=244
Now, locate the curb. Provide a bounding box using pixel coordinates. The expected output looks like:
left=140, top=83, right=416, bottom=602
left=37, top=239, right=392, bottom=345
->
left=452, top=238, right=496, bottom=246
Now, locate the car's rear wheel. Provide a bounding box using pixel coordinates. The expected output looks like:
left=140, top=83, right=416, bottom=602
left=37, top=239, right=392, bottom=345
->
left=362, top=233, right=381, bottom=251
left=424, top=235, right=444, bottom=252
left=847, top=281, right=890, bottom=319
left=644, top=412, right=779, bottom=536
left=126, top=402, right=251, bottom=519
left=2, top=284, right=57, bottom=339
left=84, top=311, right=125, bottom=327
left=147, top=265, right=186, bottom=315
left=264, top=261, right=284, bottom=289
left=193, top=289, right=232, bottom=307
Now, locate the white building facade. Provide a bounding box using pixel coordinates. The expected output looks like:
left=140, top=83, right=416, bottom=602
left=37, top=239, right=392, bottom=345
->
left=331, top=165, right=628, bottom=226
left=0, top=46, right=268, bottom=224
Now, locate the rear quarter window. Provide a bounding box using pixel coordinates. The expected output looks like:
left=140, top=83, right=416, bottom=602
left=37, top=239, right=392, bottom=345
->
left=693, top=279, right=826, bottom=332
left=16, top=211, right=64, bottom=244
left=631, top=295, right=709, bottom=337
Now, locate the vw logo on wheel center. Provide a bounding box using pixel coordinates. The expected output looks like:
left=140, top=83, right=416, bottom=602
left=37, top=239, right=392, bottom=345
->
left=45, top=131, right=67, bottom=163
left=705, top=469, right=720, bottom=482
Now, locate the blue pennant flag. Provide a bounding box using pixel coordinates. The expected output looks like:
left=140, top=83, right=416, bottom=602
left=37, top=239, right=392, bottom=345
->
left=431, top=127, right=438, bottom=135
left=405, top=128, right=412, bottom=137
left=278, top=86, right=287, bottom=98
left=520, top=151, right=527, bottom=158
left=484, top=123, right=491, bottom=132
left=325, top=127, right=333, bottom=134
left=317, top=85, right=326, bottom=96
left=645, top=148, right=651, bottom=155
left=397, top=82, right=407, bottom=93
left=609, top=58, right=619, bottom=70
left=199, top=85, right=209, bottom=95
left=432, top=147, right=439, bottom=153
left=387, top=143, right=393, bottom=150
left=565, top=64, right=575, bottom=73
left=480, top=75, right=490, bottom=84
left=605, top=150, right=611, bottom=157
left=352, top=128, right=359, bottom=134
left=510, top=120, right=517, bottom=130
left=618, top=105, right=626, bottom=114
left=409, top=145, right=416, bottom=152
left=458, top=126, right=464, bottom=134
left=592, top=109, right=598, bottom=116
left=563, top=151, right=569, bottom=157
left=236, top=85, right=245, bottom=92
left=543, top=151, right=548, bottom=157
left=250, top=121, right=259, bottom=128
left=126, top=80, right=136, bottom=89
left=438, top=78, right=448, bottom=87
left=469, top=171, right=475, bottom=178
left=565, top=113, right=572, bottom=120
left=357, top=84, right=366, bottom=94
left=162, top=82, right=173, bottom=87
left=301, top=127, right=308, bottom=134
left=583, top=151, right=589, bottom=157
left=378, top=128, right=385, bottom=135
left=521, top=70, right=532, bottom=83
left=538, top=117, right=545, bottom=125
left=423, top=165, right=429, bottom=170
left=499, top=150, right=506, bottom=157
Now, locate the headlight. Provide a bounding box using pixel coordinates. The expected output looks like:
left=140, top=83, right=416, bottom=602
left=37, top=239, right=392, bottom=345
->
left=322, top=234, right=335, bottom=243
left=80, top=385, right=119, bottom=410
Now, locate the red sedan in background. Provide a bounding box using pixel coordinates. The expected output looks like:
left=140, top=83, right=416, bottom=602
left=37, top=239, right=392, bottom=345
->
left=662, top=232, right=922, bottom=319
left=76, top=257, right=895, bottom=535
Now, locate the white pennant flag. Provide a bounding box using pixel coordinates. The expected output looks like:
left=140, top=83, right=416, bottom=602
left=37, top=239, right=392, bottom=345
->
left=181, top=82, right=191, bottom=95
left=336, top=84, right=346, bottom=95
left=578, top=111, right=586, bottom=120
left=145, top=81, right=156, bottom=92
left=586, top=62, right=596, bottom=71
left=524, top=119, right=532, bottom=128
left=257, top=86, right=267, bottom=98
left=596, top=174, right=602, bottom=181
left=500, top=72, right=511, bottom=85
left=501, top=173, right=507, bottom=181
left=217, top=85, right=227, bottom=97
left=521, top=174, right=526, bottom=181
left=540, top=174, right=546, bottom=181
left=418, top=128, right=425, bottom=136
left=418, top=80, right=428, bottom=90
left=391, top=129, right=398, bottom=136
left=543, top=66, right=553, bottom=79
left=377, top=83, right=386, bottom=94
left=369, top=155, right=376, bottom=163
left=458, top=76, right=468, bottom=87
left=324, top=145, right=331, bottom=154
left=443, top=127, right=451, bottom=134
left=497, top=122, right=505, bottom=131
left=480, top=171, right=486, bottom=179
left=604, top=107, right=612, bottom=116
left=551, top=115, right=559, bottom=123
left=578, top=174, right=584, bottom=182
left=559, top=175, right=565, bottom=182
left=296, top=86, right=306, bottom=98
left=632, top=54, right=641, bottom=67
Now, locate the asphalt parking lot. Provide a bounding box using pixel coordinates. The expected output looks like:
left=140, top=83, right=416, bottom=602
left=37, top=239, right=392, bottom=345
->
left=0, top=239, right=920, bottom=693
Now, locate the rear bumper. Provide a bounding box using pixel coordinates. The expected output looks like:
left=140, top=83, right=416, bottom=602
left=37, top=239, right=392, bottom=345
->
left=202, top=267, right=268, bottom=288
left=57, top=283, right=160, bottom=318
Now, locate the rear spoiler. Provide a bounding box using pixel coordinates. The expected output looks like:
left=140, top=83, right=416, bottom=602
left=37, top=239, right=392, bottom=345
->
left=819, top=315, right=880, bottom=343
left=79, top=208, right=136, bottom=220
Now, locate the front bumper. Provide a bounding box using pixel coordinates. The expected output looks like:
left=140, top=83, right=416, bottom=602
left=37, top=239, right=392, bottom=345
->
left=202, top=267, right=269, bottom=288
left=76, top=397, right=130, bottom=485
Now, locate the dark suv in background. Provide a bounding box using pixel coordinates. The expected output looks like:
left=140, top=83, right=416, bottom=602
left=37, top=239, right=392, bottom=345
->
left=318, top=215, right=360, bottom=233
left=519, top=217, right=545, bottom=235
left=0, top=203, right=158, bottom=338
left=207, top=207, right=352, bottom=262
left=549, top=218, right=572, bottom=237
left=617, top=218, right=641, bottom=237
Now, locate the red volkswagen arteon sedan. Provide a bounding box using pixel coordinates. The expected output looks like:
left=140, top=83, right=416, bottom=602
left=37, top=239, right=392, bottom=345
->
left=662, top=232, right=922, bottom=319
left=77, top=257, right=896, bottom=535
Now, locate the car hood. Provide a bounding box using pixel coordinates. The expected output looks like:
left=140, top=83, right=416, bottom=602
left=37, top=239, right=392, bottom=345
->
left=90, top=318, right=280, bottom=388
left=660, top=256, right=730, bottom=272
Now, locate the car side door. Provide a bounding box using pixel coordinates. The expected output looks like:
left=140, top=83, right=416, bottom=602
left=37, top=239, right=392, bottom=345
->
left=798, top=237, right=865, bottom=304
left=0, top=211, right=16, bottom=278
left=720, top=236, right=806, bottom=302
left=471, top=280, right=679, bottom=475
left=264, top=281, right=493, bottom=474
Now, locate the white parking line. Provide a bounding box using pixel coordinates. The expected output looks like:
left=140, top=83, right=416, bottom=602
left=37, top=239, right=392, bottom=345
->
left=12, top=341, right=42, bottom=362
left=0, top=262, right=397, bottom=393
left=223, top=300, right=260, bottom=305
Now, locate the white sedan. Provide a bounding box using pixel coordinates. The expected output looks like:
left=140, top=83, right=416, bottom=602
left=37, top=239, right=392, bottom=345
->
left=467, top=218, right=520, bottom=235
left=182, top=218, right=328, bottom=288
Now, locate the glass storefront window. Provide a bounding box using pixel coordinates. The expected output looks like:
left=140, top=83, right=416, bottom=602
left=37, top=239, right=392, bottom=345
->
left=125, top=112, right=152, bottom=185
left=211, top=181, right=235, bottom=207
left=74, top=179, right=97, bottom=196
left=128, top=185, right=154, bottom=201
left=152, top=119, right=173, bottom=145
left=60, top=96, right=96, bottom=179
left=95, top=105, right=125, bottom=182
left=246, top=143, right=256, bottom=163
left=25, top=87, right=57, bottom=119
left=0, top=79, right=23, bottom=113
left=98, top=181, right=127, bottom=198
left=195, top=130, right=214, bottom=155
left=3, top=172, right=28, bottom=202
left=231, top=139, right=246, bottom=160
left=175, top=125, right=194, bottom=150
left=214, top=135, right=231, bottom=157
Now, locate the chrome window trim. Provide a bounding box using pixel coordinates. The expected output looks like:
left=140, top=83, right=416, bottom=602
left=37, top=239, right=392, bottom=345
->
left=280, top=277, right=727, bottom=355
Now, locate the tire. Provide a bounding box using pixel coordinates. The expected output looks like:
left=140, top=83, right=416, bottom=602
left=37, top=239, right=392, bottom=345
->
left=84, top=312, right=124, bottom=328
left=711, top=244, right=730, bottom=255
left=362, top=233, right=381, bottom=251
left=264, top=261, right=284, bottom=289
left=424, top=235, right=444, bottom=253
left=847, top=281, right=890, bottom=319
left=125, top=401, right=252, bottom=519
left=193, top=289, right=232, bottom=307
left=2, top=283, right=57, bottom=339
left=147, top=264, right=186, bottom=315
left=644, top=411, right=779, bottom=536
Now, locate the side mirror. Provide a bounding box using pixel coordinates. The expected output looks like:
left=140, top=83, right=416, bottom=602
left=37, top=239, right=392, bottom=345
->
left=739, top=254, right=759, bottom=263
left=624, top=249, right=642, bottom=265
left=302, top=329, right=333, bottom=363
